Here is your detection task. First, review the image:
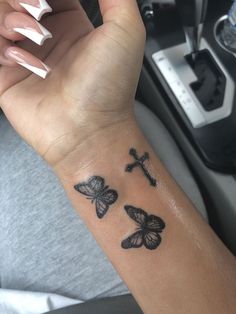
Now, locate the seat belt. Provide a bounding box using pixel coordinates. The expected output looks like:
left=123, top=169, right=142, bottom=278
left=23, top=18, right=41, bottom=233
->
left=43, top=294, right=143, bottom=314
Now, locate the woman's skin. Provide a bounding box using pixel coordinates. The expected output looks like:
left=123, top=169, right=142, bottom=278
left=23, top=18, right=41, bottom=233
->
left=0, top=1, right=236, bottom=313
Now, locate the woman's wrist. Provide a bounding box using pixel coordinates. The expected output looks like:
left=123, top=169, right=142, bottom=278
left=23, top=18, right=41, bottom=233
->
left=52, top=107, right=236, bottom=314
left=53, top=113, right=139, bottom=183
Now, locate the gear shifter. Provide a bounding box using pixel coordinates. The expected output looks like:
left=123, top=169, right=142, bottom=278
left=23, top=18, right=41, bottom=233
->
left=175, top=0, right=208, bottom=60
left=146, top=0, right=236, bottom=173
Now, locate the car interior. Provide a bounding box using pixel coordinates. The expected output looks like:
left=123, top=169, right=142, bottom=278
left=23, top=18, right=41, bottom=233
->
left=44, top=0, right=236, bottom=313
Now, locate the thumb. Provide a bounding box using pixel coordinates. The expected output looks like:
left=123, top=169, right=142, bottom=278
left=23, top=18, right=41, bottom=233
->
left=98, top=0, right=144, bottom=30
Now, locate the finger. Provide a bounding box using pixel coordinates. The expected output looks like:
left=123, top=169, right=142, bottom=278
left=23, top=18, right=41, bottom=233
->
left=0, top=2, right=52, bottom=44
left=0, top=36, right=16, bottom=66
left=0, top=2, right=23, bottom=41
left=7, top=0, right=81, bottom=22
left=8, top=0, right=81, bottom=19
left=2, top=11, right=52, bottom=45
left=4, top=45, right=51, bottom=78
left=15, top=0, right=52, bottom=21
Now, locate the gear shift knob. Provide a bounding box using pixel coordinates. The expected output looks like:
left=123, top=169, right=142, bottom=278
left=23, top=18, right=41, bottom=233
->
left=175, top=0, right=208, bottom=59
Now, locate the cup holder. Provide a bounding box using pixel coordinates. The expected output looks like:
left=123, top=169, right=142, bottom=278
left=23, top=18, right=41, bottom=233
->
left=214, top=15, right=236, bottom=57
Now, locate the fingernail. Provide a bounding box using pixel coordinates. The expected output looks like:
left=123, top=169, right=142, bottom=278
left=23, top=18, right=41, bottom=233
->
left=5, top=48, right=51, bottom=79
left=19, top=0, right=52, bottom=21
left=13, top=22, right=52, bottom=45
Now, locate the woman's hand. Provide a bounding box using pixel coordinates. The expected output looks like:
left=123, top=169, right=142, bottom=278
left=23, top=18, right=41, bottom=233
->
left=0, top=0, right=145, bottom=167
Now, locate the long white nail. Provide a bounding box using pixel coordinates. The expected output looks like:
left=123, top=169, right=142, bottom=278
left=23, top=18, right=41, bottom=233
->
left=19, top=0, right=52, bottom=21
left=17, top=61, right=51, bottom=78
left=13, top=22, right=52, bottom=45
left=5, top=48, right=51, bottom=79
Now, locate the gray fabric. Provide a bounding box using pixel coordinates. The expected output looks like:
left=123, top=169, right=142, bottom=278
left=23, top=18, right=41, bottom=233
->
left=0, top=113, right=129, bottom=300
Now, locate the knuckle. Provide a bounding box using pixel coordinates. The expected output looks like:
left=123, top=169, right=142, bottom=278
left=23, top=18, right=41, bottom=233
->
left=122, top=14, right=146, bottom=41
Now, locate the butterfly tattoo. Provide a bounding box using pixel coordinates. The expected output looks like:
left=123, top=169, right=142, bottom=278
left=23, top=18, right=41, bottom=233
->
left=121, top=205, right=165, bottom=250
left=74, top=176, right=118, bottom=219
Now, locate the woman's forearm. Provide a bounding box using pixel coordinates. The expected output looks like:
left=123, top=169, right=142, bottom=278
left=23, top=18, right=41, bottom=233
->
left=54, top=116, right=236, bottom=314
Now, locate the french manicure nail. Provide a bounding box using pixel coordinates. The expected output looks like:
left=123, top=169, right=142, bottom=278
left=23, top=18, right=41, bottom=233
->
left=19, top=0, right=52, bottom=21
left=17, top=60, right=51, bottom=78
left=5, top=48, right=51, bottom=79
left=13, top=22, right=52, bottom=45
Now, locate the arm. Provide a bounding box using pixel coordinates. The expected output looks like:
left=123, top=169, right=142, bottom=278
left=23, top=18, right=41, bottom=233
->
left=0, top=0, right=235, bottom=313
left=54, top=117, right=236, bottom=314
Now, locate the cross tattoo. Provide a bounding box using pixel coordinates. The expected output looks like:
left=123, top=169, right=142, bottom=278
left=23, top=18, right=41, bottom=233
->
left=125, top=148, right=157, bottom=187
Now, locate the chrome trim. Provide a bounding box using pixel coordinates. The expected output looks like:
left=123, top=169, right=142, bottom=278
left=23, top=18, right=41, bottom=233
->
left=214, top=15, right=236, bottom=57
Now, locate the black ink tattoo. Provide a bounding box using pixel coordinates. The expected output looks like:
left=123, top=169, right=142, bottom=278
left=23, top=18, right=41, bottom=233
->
left=74, top=176, right=118, bottom=219
left=121, top=205, right=165, bottom=250
left=125, top=148, right=157, bottom=187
